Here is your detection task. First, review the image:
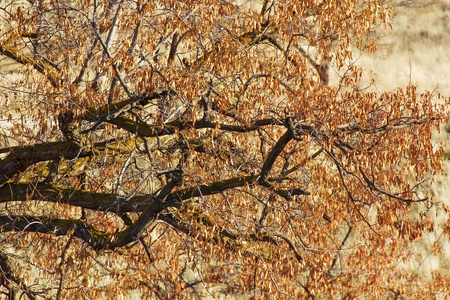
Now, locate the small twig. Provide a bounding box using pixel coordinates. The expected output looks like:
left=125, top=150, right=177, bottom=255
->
left=325, top=149, right=381, bottom=236
left=56, top=234, right=74, bottom=300
left=267, top=270, right=297, bottom=299
left=115, top=151, right=134, bottom=194
left=359, top=166, right=428, bottom=203
left=139, top=237, right=155, bottom=262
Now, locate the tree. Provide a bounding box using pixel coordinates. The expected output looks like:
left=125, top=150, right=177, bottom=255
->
left=0, top=0, right=449, bottom=298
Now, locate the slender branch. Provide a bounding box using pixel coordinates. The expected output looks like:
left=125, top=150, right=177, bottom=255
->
left=242, top=74, right=268, bottom=93
left=56, top=234, right=74, bottom=300
left=337, top=116, right=450, bottom=135
left=82, top=90, right=176, bottom=133
left=127, top=2, right=142, bottom=55
left=103, top=115, right=281, bottom=137
left=358, top=166, right=428, bottom=202
left=328, top=222, right=352, bottom=278
left=103, top=1, right=123, bottom=56
left=270, top=232, right=303, bottom=262
left=73, top=39, right=99, bottom=86
left=160, top=210, right=302, bottom=262
left=325, top=149, right=381, bottom=236
left=0, top=44, right=59, bottom=87
left=76, top=3, right=133, bottom=98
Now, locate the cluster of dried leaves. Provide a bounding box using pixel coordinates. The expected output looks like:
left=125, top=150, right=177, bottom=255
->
left=1, top=0, right=450, bottom=298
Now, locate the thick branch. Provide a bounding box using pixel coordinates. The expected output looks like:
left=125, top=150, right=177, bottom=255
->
left=0, top=173, right=308, bottom=214
left=0, top=215, right=76, bottom=236
left=0, top=142, right=92, bottom=185
left=0, top=171, right=310, bottom=252
left=167, top=32, right=184, bottom=65
left=0, top=203, right=176, bottom=251
left=259, top=129, right=293, bottom=181
left=103, top=1, right=122, bottom=57
left=0, top=183, right=149, bottom=212
left=78, top=173, right=182, bottom=250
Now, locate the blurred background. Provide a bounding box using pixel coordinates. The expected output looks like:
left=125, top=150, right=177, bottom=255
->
left=344, top=0, right=450, bottom=283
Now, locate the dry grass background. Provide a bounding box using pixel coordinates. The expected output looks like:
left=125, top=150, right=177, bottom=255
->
left=352, top=0, right=450, bottom=94
left=340, top=0, right=450, bottom=284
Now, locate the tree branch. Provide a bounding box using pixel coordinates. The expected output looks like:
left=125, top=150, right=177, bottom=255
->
left=1, top=173, right=308, bottom=215
left=358, top=166, right=428, bottom=203
left=160, top=209, right=302, bottom=262
left=0, top=142, right=92, bottom=185
left=0, top=251, right=37, bottom=300
left=82, top=89, right=176, bottom=133
left=0, top=215, right=76, bottom=236
left=259, top=129, right=293, bottom=181
left=0, top=44, right=59, bottom=87
left=101, top=115, right=281, bottom=137
left=0, top=183, right=150, bottom=212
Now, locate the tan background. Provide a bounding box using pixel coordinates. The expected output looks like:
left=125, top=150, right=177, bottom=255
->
left=331, top=0, right=450, bottom=95
left=347, top=0, right=450, bottom=281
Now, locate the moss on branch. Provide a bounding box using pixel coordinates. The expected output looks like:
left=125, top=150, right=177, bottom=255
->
left=0, top=215, right=78, bottom=236
left=0, top=183, right=150, bottom=212
left=175, top=175, right=258, bottom=200
left=92, top=112, right=280, bottom=138
left=0, top=44, right=59, bottom=87
left=1, top=174, right=309, bottom=213
left=0, top=142, right=93, bottom=185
